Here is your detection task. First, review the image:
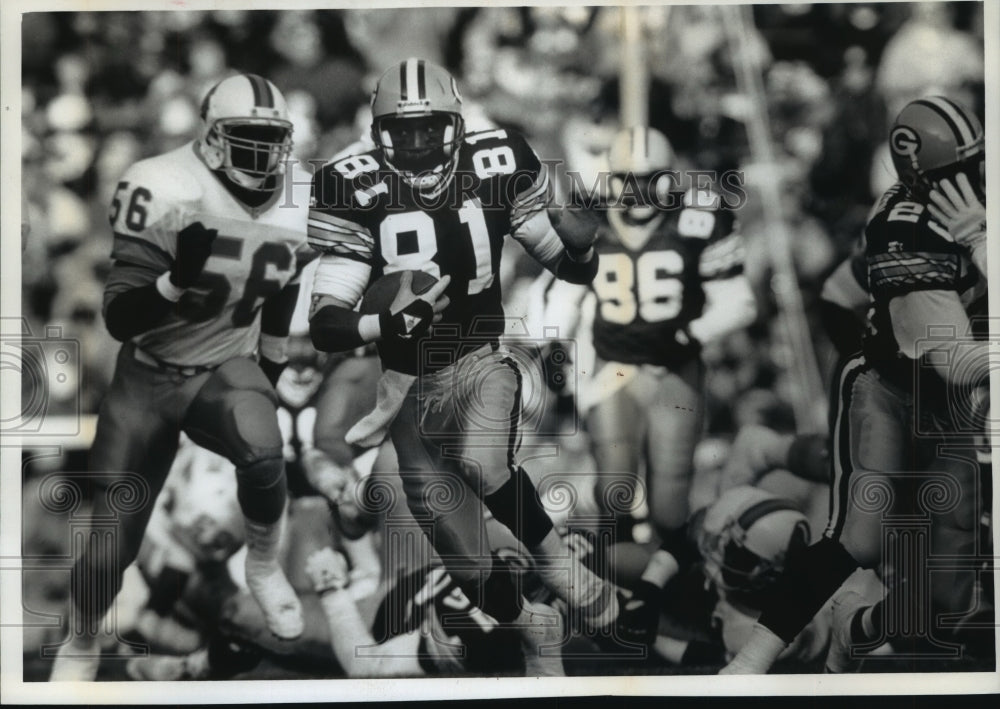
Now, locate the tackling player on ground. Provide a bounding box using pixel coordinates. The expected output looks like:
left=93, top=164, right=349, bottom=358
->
left=307, top=58, right=619, bottom=665
left=50, top=74, right=311, bottom=680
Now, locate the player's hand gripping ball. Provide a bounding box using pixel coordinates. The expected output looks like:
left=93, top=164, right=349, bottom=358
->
left=360, top=270, right=451, bottom=340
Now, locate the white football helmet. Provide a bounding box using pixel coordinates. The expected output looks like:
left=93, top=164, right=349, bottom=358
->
left=198, top=73, right=294, bottom=191
left=696, top=485, right=810, bottom=596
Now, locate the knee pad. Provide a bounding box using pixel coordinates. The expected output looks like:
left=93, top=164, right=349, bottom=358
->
left=226, top=390, right=284, bottom=467
left=186, top=361, right=281, bottom=467
left=483, top=467, right=553, bottom=548
left=236, top=454, right=286, bottom=524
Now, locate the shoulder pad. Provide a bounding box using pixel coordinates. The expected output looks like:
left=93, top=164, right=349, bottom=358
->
left=312, top=151, right=387, bottom=211
left=460, top=127, right=542, bottom=178
left=109, top=151, right=202, bottom=239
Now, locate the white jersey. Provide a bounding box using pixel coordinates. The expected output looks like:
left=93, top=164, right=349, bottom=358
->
left=103, top=141, right=312, bottom=367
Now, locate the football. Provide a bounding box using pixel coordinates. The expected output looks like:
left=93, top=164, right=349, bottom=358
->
left=359, top=269, right=440, bottom=315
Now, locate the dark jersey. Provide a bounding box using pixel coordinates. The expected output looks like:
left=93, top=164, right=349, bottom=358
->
left=862, top=183, right=986, bottom=403
left=309, top=129, right=551, bottom=374
left=590, top=190, right=744, bottom=366
left=370, top=565, right=524, bottom=676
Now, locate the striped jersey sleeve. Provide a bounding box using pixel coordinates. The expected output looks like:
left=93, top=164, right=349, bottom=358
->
left=865, top=192, right=963, bottom=299
left=308, top=164, right=376, bottom=264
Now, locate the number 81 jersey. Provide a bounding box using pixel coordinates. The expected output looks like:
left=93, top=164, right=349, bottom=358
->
left=308, top=128, right=549, bottom=372
left=590, top=191, right=744, bottom=366
left=103, top=142, right=312, bottom=367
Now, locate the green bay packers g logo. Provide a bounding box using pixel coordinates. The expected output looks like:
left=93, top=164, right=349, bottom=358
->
left=890, top=125, right=921, bottom=159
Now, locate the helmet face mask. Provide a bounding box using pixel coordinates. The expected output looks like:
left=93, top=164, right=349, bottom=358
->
left=375, top=113, right=462, bottom=177
left=199, top=74, right=294, bottom=192
left=370, top=58, right=465, bottom=196
left=696, top=486, right=811, bottom=600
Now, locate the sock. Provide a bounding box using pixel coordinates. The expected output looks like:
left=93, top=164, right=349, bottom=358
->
left=719, top=623, right=787, bottom=674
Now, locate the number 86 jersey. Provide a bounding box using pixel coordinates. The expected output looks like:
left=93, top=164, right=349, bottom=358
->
left=591, top=190, right=745, bottom=366
left=103, top=142, right=313, bottom=367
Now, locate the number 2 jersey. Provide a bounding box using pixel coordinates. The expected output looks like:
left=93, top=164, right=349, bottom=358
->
left=589, top=191, right=745, bottom=367
left=862, top=183, right=988, bottom=404
left=103, top=141, right=312, bottom=367
left=308, top=128, right=560, bottom=374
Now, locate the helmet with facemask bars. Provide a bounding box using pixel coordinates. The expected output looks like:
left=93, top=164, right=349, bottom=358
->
left=695, top=485, right=811, bottom=603
left=198, top=73, right=294, bottom=192
left=606, top=126, right=677, bottom=226
left=370, top=58, right=465, bottom=197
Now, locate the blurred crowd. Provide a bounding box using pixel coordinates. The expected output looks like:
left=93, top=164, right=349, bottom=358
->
left=20, top=3, right=984, bottom=452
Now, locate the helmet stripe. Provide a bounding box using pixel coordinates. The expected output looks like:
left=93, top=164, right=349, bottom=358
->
left=928, top=96, right=979, bottom=144
left=417, top=59, right=426, bottom=101
left=405, top=59, right=420, bottom=104
left=632, top=127, right=644, bottom=165
left=245, top=73, right=274, bottom=109
left=399, top=62, right=409, bottom=101
left=199, top=84, right=218, bottom=120
left=915, top=97, right=974, bottom=147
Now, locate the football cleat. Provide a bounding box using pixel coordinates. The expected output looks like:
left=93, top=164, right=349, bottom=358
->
left=518, top=599, right=566, bottom=677
left=614, top=585, right=661, bottom=648
left=824, top=589, right=868, bottom=673
left=198, top=74, right=294, bottom=191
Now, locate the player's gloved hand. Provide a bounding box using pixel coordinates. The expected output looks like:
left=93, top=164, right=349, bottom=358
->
left=379, top=271, right=451, bottom=339
left=305, top=547, right=350, bottom=595
left=549, top=203, right=599, bottom=256
left=258, top=356, right=287, bottom=389
left=927, top=174, right=986, bottom=247
left=170, top=221, right=218, bottom=288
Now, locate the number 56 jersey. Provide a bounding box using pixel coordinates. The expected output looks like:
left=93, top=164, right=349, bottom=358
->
left=590, top=191, right=745, bottom=367
left=103, top=142, right=313, bottom=367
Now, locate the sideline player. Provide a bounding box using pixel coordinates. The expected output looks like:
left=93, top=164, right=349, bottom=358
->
left=721, top=96, right=990, bottom=674
left=50, top=74, right=312, bottom=680
left=307, top=58, right=620, bottom=657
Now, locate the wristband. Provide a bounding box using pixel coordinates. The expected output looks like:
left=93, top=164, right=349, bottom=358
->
left=156, top=271, right=185, bottom=302
left=565, top=245, right=595, bottom=264
left=358, top=313, right=381, bottom=342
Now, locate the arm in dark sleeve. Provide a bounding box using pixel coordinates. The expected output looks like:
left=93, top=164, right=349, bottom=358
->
left=310, top=304, right=368, bottom=353
left=260, top=282, right=299, bottom=338
left=103, top=268, right=175, bottom=342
